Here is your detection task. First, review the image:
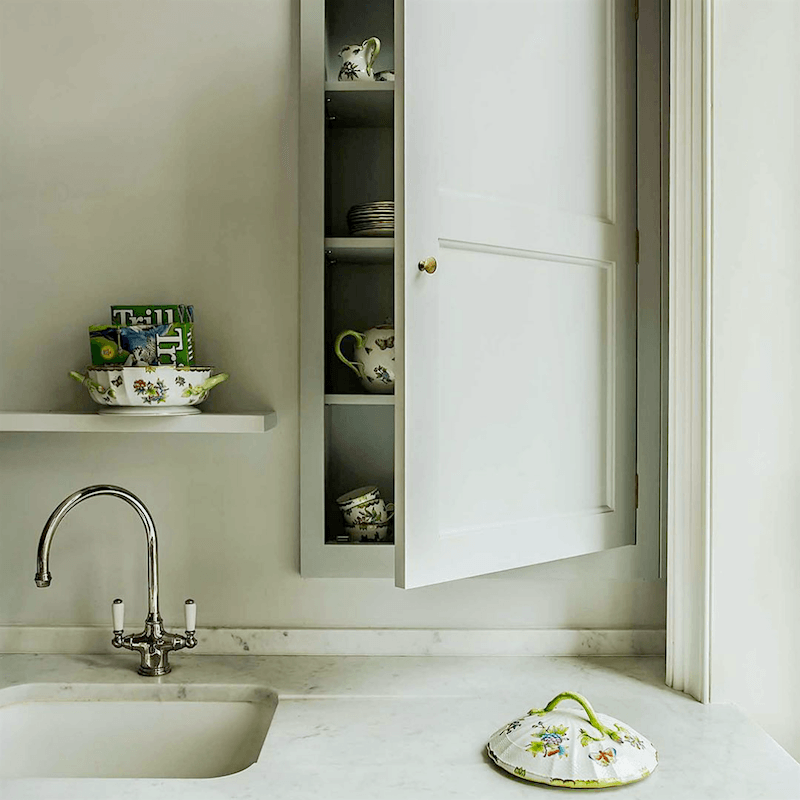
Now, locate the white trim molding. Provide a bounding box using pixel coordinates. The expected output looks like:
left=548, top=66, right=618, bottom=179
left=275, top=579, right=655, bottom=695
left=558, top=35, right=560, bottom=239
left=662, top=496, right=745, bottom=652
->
left=666, top=0, right=713, bottom=702
left=0, top=627, right=666, bottom=658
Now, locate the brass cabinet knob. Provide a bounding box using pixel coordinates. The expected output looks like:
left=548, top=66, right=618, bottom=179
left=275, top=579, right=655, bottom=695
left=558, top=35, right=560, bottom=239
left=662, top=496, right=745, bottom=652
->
left=418, top=257, right=437, bottom=274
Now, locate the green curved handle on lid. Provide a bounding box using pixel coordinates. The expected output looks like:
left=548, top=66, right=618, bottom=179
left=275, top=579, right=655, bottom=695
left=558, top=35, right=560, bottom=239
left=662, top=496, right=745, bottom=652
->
left=334, top=330, right=366, bottom=377
left=529, top=692, right=621, bottom=742
left=362, top=37, right=381, bottom=73
left=200, top=373, right=229, bottom=392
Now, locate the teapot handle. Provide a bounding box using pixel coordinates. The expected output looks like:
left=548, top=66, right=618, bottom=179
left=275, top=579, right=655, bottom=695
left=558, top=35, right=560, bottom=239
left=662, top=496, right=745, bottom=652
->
left=361, top=37, right=381, bottom=74
left=334, top=330, right=366, bottom=377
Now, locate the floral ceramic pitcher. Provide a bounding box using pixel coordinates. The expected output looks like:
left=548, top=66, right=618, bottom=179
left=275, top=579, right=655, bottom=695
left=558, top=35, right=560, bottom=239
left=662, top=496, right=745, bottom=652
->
left=334, top=324, right=394, bottom=393
left=337, top=37, right=381, bottom=81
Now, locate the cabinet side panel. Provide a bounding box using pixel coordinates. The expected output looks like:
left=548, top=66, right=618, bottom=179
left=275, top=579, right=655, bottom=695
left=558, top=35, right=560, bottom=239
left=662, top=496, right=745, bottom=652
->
left=300, top=0, right=327, bottom=576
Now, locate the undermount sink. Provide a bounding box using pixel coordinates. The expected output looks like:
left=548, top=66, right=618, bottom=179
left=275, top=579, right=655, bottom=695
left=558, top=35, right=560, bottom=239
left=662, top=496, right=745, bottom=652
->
left=0, top=683, right=277, bottom=779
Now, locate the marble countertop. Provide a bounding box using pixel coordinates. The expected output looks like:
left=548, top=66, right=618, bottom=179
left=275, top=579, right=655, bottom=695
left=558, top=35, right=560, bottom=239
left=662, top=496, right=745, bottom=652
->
left=1, top=653, right=798, bottom=799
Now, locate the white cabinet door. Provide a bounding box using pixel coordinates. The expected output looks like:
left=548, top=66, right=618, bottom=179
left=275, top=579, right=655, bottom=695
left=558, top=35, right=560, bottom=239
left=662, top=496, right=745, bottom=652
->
left=398, top=0, right=636, bottom=588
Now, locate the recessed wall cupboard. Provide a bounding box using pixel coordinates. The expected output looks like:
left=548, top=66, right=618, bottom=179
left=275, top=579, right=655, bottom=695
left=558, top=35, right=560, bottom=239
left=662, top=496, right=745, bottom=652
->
left=301, top=0, right=661, bottom=587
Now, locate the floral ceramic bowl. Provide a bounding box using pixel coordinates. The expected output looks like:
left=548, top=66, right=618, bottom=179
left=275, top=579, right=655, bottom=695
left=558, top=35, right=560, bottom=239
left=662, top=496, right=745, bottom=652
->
left=70, top=365, right=228, bottom=410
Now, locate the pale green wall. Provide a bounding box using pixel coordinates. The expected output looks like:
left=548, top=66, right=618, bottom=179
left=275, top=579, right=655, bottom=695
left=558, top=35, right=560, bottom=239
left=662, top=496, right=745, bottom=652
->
left=0, top=0, right=665, bottom=631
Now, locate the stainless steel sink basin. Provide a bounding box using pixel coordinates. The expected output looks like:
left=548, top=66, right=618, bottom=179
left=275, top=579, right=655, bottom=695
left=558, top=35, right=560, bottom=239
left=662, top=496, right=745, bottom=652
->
left=0, top=683, right=277, bottom=778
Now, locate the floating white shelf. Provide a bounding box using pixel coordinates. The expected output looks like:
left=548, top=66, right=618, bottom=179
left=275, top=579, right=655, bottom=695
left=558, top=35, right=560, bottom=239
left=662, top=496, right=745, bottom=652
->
left=325, top=83, right=393, bottom=128
left=0, top=410, right=277, bottom=434
left=325, top=394, right=395, bottom=405
left=324, top=238, right=394, bottom=264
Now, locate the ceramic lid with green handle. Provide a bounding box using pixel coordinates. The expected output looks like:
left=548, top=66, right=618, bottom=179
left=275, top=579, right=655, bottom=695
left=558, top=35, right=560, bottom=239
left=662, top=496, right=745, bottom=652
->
left=486, top=692, right=658, bottom=789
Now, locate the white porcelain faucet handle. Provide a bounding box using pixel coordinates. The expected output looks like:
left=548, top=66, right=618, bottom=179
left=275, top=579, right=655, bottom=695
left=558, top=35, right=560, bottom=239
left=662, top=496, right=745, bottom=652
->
left=184, top=599, right=196, bottom=633
left=112, top=598, right=124, bottom=632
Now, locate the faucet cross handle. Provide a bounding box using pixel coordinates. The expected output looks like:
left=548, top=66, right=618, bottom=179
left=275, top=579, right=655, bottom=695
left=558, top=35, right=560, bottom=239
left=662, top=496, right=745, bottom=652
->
left=184, top=599, right=196, bottom=633
left=112, top=598, right=125, bottom=647
left=184, top=599, right=197, bottom=647
left=112, top=598, right=124, bottom=631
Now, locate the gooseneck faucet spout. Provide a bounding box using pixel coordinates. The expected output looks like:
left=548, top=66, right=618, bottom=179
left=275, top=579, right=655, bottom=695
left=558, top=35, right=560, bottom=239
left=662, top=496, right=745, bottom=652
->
left=36, top=485, right=160, bottom=617
left=35, top=485, right=196, bottom=676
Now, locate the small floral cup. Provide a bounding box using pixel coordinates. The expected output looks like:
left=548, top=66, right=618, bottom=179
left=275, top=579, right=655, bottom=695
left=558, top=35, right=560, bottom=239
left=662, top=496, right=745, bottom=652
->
left=345, top=521, right=392, bottom=543
left=336, top=485, right=394, bottom=527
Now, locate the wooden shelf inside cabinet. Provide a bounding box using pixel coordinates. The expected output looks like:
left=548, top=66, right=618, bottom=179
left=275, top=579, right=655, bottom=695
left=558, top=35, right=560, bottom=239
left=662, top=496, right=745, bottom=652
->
left=325, top=238, right=394, bottom=264
left=0, top=410, right=277, bottom=434
left=325, top=394, right=395, bottom=405
left=325, top=83, right=394, bottom=128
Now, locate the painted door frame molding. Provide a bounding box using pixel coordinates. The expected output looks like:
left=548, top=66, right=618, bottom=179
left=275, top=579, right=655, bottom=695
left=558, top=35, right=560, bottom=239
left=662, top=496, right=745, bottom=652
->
left=665, top=0, right=713, bottom=703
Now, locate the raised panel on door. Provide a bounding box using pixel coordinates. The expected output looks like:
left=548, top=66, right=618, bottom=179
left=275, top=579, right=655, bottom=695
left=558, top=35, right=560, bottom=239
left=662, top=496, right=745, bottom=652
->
left=397, top=0, right=636, bottom=588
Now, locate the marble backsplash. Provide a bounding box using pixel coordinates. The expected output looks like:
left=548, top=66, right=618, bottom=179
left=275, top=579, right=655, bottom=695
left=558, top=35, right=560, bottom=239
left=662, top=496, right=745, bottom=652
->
left=0, top=626, right=665, bottom=657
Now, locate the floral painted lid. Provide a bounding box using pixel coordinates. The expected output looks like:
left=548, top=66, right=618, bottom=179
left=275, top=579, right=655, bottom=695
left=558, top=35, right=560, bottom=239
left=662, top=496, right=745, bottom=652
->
left=486, top=692, right=658, bottom=789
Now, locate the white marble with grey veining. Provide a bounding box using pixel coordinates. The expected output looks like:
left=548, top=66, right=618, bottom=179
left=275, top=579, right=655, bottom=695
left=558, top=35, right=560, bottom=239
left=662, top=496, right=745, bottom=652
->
left=0, top=626, right=666, bottom=656
left=0, top=654, right=798, bottom=799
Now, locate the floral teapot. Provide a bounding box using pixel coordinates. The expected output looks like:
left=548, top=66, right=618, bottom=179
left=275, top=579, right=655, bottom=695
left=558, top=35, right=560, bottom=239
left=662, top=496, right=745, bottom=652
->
left=337, top=37, right=380, bottom=81
left=334, top=324, right=394, bottom=393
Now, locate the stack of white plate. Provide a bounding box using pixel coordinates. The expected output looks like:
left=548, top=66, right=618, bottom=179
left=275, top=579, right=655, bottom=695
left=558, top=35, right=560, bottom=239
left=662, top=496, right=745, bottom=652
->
left=347, top=201, right=394, bottom=237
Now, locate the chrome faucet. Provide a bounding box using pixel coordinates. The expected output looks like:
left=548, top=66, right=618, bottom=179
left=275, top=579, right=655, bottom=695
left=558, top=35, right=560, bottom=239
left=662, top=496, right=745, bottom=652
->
left=35, top=485, right=197, bottom=676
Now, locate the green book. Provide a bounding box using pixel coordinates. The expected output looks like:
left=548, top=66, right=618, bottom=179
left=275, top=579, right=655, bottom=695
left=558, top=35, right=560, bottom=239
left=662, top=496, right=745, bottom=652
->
left=89, top=323, right=195, bottom=366
left=110, top=305, right=194, bottom=326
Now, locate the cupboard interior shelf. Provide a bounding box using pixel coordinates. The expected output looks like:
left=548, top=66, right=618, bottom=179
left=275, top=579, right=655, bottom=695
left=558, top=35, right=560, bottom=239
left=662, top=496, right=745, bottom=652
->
left=0, top=410, right=277, bottom=434
left=324, top=82, right=394, bottom=92
left=325, top=238, right=394, bottom=264
left=325, top=394, right=395, bottom=405
left=325, top=539, right=394, bottom=546
left=326, top=83, right=393, bottom=128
